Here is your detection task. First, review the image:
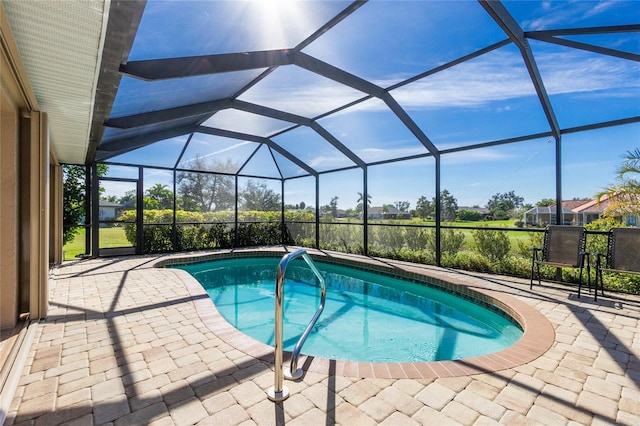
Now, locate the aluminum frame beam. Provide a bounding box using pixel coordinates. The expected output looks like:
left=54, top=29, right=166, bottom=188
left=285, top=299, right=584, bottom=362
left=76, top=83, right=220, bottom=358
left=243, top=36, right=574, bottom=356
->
left=526, top=32, right=640, bottom=62
left=120, top=50, right=295, bottom=81
left=195, top=127, right=319, bottom=177
left=293, top=52, right=440, bottom=157
left=232, top=100, right=367, bottom=168
left=105, top=99, right=233, bottom=129
left=96, top=124, right=199, bottom=160
left=479, top=0, right=561, bottom=142
left=104, top=97, right=367, bottom=170
left=86, top=0, right=146, bottom=163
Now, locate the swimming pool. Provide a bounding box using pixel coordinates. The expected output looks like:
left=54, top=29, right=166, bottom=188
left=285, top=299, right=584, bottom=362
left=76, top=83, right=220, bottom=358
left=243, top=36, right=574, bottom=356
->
left=173, top=255, right=523, bottom=363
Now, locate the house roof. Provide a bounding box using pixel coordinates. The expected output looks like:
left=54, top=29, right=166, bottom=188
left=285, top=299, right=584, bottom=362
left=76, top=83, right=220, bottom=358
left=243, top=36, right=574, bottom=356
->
left=561, top=200, right=592, bottom=210
left=524, top=196, right=618, bottom=215
left=524, top=206, right=575, bottom=215
left=99, top=201, right=122, bottom=207
left=573, top=195, right=612, bottom=213
left=368, top=206, right=404, bottom=215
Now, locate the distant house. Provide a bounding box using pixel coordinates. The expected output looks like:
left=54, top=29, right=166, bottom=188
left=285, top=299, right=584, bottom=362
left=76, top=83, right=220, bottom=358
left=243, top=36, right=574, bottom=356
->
left=99, top=201, right=123, bottom=222
left=364, top=206, right=411, bottom=220
left=523, top=205, right=576, bottom=226
left=573, top=195, right=638, bottom=227
left=523, top=197, right=639, bottom=227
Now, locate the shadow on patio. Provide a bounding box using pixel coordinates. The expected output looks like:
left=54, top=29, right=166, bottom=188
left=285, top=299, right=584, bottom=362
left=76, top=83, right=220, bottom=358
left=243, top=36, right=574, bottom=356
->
left=5, top=253, right=640, bottom=425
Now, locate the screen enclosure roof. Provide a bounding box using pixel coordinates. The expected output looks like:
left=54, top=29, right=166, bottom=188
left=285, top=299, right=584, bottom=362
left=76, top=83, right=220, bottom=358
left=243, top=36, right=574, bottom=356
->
left=3, top=0, right=639, bottom=178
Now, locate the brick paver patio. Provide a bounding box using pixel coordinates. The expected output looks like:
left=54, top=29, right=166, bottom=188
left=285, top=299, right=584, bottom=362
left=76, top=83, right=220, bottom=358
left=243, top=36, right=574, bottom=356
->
left=5, top=248, right=640, bottom=425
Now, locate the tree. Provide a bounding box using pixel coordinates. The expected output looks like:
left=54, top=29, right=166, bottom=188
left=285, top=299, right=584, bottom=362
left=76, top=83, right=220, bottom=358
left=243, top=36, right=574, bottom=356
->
left=356, top=192, right=372, bottom=216
left=118, top=190, right=136, bottom=208
left=357, top=192, right=372, bottom=207
left=240, top=180, right=280, bottom=211
left=143, top=196, right=159, bottom=210
left=63, top=164, right=107, bottom=245
left=597, top=149, right=640, bottom=217
left=145, top=183, right=173, bottom=209
left=394, top=201, right=410, bottom=213
left=415, top=196, right=432, bottom=220
left=536, top=198, right=555, bottom=207
left=176, top=157, right=235, bottom=212
left=299, top=201, right=306, bottom=210
left=486, top=191, right=524, bottom=218
left=330, top=196, right=339, bottom=218
left=435, top=190, right=458, bottom=221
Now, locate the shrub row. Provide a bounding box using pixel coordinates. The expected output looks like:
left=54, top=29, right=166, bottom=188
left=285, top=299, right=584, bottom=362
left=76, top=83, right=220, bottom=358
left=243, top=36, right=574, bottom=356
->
left=121, top=212, right=639, bottom=294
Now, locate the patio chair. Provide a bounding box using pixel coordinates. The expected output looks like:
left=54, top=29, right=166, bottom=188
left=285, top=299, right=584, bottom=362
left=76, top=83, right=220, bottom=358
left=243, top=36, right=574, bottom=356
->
left=593, top=228, right=640, bottom=301
left=530, top=225, right=589, bottom=296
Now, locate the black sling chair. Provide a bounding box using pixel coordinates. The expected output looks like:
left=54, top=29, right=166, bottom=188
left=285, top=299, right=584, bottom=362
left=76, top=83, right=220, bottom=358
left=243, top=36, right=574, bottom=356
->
left=530, top=225, right=589, bottom=297
left=593, top=228, right=640, bottom=301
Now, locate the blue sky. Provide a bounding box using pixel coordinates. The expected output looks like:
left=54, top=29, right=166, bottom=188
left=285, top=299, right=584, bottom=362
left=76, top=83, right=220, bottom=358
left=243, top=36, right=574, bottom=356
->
left=104, top=0, right=640, bottom=211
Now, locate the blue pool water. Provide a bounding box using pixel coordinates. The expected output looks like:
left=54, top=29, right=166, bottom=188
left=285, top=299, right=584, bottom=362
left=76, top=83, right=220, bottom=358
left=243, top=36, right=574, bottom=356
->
left=174, top=257, right=523, bottom=363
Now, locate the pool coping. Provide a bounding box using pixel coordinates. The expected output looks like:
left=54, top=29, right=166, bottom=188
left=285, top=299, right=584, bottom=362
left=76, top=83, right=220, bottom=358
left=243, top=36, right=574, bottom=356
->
left=154, top=247, right=555, bottom=379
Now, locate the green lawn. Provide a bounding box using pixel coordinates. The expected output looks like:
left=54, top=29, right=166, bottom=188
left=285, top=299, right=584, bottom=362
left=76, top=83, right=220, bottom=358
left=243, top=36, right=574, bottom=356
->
left=63, top=219, right=536, bottom=260
left=63, top=227, right=132, bottom=260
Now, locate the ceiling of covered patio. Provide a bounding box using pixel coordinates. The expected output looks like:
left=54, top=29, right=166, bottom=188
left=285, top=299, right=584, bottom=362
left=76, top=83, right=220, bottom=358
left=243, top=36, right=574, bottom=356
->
left=3, top=0, right=639, bottom=182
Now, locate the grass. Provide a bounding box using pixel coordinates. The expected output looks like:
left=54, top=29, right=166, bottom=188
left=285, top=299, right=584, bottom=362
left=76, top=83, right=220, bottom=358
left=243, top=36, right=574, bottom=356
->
left=63, top=227, right=132, bottom=260
left=62, top=219, right=536, bottom=260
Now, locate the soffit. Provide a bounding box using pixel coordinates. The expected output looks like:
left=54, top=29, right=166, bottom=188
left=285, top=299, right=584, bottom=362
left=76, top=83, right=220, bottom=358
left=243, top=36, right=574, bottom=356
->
left=2, top=0, right=108, bottom=164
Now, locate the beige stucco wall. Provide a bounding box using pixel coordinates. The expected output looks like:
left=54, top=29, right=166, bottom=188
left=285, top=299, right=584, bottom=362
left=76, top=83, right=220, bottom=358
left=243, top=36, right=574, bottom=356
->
left=0, top=84, right=19, bottom=330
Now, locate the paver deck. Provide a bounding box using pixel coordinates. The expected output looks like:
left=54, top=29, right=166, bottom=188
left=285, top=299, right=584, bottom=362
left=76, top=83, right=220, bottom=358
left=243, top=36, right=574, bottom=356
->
left=5, top=248, right=640, bottom=425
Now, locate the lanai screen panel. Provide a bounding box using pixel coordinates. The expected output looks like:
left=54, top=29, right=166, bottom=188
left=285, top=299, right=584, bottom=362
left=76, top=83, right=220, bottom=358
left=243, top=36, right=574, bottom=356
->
left=202, top=110, right=294, bottom=138
left=318, top=97, right=429, bottom=163
left=238, top=177, right=282, bottom=218
left=302, top=1, right=506, bottom=84
left=504, top=1, right=640, bottom=30
left=101, top=115, right=206, bottom=146
left=562, top=125, right=640, bottom=202
left=392, top=44, right=551, bottom=149
left=284, top=176, right=315, bottom=212
left=143, top=169, right=174, bottom=223
left=368, top=157, right=435, bottom=212
left=238, top=66, right=368, bottom=118
left=110, top=72, right=263, bottom=118
left=129, top=0, right=351, bottom=58
left=272, top=126, right=356, bottom=172
left=240, top=145, right=283, bottom=179
left=108, top=136, right=188, bottom=168
left=319, top=168, right=363, bottom=219
left=530, top=41, right=640, bottom=129
left=440, top=138, right=557, bottom=209
left=271, top=150, right=310, bottom=179
left=177, top=134, right=258, bottom=173
left=93, top=0, right=639, bottom=203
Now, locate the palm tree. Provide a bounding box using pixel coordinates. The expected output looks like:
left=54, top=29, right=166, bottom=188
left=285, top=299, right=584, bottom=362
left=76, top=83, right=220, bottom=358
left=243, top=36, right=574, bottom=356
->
left=357, top=192, right=372, bottom=207
left=597, top=149, right=640, bottom=217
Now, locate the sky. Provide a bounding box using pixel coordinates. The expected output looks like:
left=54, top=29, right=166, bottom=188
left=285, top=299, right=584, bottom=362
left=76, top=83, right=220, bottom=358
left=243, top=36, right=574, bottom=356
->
left=103, top=0, right=640, bottom=212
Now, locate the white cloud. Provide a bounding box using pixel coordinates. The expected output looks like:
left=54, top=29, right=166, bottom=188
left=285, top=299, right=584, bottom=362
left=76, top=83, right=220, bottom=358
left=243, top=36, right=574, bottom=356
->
left=440, top=148, right=515, bottom=165
left=306, top=154, right=353, bottom=170
left=240, top=42, right=637, bottom=122
left=523, top=1, right=622, bottom=30
left=389, top=50, right=638, bottom=110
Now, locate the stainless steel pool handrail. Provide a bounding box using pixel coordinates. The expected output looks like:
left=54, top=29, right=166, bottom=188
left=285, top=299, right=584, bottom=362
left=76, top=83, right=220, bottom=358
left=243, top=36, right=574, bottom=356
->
left=267, top=248, right=326, bottom=402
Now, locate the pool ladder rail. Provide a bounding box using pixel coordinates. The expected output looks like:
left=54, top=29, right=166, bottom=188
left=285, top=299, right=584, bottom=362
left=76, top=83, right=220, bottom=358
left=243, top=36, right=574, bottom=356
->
left=267, top=248, right=326, bottom=402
